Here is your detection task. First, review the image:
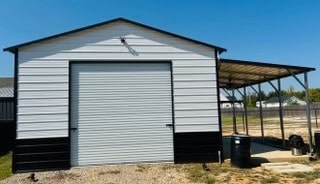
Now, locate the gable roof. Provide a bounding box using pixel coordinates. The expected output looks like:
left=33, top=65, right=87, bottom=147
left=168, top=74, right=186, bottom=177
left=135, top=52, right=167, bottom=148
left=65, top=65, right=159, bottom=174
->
left=3, top=17, right=227, bottom=53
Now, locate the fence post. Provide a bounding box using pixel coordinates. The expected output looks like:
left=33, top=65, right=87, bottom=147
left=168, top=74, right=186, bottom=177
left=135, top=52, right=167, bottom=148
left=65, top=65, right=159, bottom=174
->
left=316, top=108, right=318, bottom=128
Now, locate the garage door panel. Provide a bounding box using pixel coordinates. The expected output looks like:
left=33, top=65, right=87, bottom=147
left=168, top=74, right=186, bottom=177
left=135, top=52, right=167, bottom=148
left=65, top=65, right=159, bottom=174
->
left=78, top=144, right=174, bottom=151
left=71, top=63, right=173, bottom=166
left=77, top=155, right=173, bottom=165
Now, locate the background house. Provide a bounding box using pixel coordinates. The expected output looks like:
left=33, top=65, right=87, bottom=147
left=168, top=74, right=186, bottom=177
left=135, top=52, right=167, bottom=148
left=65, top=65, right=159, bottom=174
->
left=0, top=78, right=14, bottom=154
left=256, top=96, right=306, bottom=108
left=0, top=78, right=14, bottom=118
left=220, top=94, right=243, bottom=108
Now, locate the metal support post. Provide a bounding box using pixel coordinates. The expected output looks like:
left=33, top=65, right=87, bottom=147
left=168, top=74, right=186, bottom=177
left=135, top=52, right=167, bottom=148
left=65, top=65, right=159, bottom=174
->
left=258, top=83, right=265, bottom=142
left=232, top=88, right=237, bottom=133
left=304, top=72, right=313, bottom=153
left=236, top=89, right=245, bottom=133
left=287, top=70, right=313, bottom=153
left=243, top=87, right=248, bottom=135
left=277, top=79, right=285, bottom=148
left=316, top=109, right=318, bottom=128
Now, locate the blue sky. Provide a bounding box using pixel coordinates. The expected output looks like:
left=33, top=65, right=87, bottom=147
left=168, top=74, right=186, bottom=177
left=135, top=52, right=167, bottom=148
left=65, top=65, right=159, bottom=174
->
left=0, top=0, right=319, bottom=90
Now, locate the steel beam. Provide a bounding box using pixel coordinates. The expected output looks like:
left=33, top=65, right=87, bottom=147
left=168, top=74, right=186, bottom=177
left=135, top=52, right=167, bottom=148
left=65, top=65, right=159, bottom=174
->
left=287, top=69, right=306, bottom=89
left=222, top=88, right=232, bottom=97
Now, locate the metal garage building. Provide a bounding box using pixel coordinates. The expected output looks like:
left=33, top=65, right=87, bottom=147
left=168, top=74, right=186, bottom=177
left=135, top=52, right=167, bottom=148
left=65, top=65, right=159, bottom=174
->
left=4, top=18, right=226, bottom=172
left=5, top=17, right=315, bottom=173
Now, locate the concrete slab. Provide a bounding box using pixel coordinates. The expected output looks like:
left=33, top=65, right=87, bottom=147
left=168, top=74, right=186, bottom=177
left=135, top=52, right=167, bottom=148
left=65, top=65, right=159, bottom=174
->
left=223, top=137, right=309, bottom=164
left=261, top=162, right=313, bottom=173
left=252, top=150, right=309, bottom=162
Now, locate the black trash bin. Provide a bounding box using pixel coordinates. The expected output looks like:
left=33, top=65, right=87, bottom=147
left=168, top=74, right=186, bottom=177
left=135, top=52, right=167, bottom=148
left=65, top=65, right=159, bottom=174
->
left=314, top=131, right=320, bottom=157
left=230, top=134, right=251, bottom=168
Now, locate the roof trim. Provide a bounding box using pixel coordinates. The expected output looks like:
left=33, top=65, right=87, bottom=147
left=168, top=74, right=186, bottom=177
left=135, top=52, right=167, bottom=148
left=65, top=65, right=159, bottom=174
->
left=3, top=17, right=227, bottom=53
left=220, top=58, right=315, bottom=72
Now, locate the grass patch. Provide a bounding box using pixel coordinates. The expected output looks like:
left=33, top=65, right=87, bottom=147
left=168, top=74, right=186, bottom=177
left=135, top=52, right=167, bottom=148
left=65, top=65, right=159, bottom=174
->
left=135, top=164, right=149, bottom=172
left=184, top=164, right=217, bottom=184
left=222, top=115, right=263, bottom=126
left=260, top=175, right=280, bottom=184
left=290, top=169, right=320, bottom=180
left=161, top=164, right=178, bottom=171
left=0, top=152, right=12, bottom=181
left=52, top=171, right=79, bottom=181
left=183, top=162, right=289, bottom=184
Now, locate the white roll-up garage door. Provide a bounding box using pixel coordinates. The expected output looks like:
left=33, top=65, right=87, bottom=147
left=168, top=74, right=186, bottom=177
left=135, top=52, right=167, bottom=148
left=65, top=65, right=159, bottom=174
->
left=70, top=63, right=173, bottom=166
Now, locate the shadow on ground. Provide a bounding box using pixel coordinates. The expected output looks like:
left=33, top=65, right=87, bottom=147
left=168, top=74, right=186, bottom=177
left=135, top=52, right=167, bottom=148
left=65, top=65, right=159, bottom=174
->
left=222, top=136, right=296, bottom=167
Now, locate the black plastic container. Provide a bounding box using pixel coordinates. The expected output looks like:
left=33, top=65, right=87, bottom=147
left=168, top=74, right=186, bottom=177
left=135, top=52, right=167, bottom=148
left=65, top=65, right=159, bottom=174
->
left=230, top=134, right=251, bottom=168
left=314, top=131, right=320, bottom=157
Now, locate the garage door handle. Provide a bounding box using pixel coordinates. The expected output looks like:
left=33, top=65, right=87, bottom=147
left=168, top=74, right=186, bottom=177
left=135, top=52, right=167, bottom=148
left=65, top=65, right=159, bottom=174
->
left=71, top=128, right=78, bottom=131
left=166, top=124, right=173, bottom=127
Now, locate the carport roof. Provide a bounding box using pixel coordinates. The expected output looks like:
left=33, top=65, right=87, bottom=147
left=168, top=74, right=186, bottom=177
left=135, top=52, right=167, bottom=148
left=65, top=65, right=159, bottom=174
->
left=218, top=58, right=315, bottom=89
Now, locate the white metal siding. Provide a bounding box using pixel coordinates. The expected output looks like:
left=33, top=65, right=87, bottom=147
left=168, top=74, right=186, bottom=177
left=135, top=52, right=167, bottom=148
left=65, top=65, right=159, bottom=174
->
left=70, top=63, right=173, bottom=165
left=17, top=21, right=219, bottom=139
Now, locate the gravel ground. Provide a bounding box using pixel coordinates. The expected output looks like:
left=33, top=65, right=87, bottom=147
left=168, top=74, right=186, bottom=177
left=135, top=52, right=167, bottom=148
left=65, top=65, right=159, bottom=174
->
left=1, top=164, right=193, bottom=184
left=3, top=162, right=320, bottom=184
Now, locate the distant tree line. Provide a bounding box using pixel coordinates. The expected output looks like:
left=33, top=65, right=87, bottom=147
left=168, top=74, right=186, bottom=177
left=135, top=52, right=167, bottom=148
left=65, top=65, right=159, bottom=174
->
left=243, top=86, right=320, bottom=107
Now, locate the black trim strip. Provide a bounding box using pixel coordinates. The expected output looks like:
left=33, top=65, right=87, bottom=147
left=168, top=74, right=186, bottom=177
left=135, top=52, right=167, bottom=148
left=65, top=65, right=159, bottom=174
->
left=170, top=62, right=176, bottom=162
left=14, top=137, right=70, bottom=173
left=4, top=18, right=226, bottom=53
left=174, top=132, right=222, bottom=163
left=68, top=60, right=72, bottom=169
left=215, top=51, right=224, bottom=162
left=12, top=49, right=18, bottom=172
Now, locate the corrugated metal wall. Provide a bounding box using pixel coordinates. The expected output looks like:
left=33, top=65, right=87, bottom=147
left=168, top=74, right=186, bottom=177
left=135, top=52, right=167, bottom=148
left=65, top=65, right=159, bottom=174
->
left=17, top=20, right=219, bottom=139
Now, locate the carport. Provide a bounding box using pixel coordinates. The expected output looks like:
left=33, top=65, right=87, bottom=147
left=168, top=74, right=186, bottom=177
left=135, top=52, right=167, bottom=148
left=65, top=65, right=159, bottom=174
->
left=217, top=58, right=316, bottom=153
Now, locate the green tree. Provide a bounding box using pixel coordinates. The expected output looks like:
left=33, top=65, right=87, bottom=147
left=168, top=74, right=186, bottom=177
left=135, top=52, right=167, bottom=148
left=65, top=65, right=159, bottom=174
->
left=266, top=90, right=288, bottom=99
left=243, top=91, right=266, bottom=107
left=293, top=90, right=305, bottom=99
left=308, top=88, right=320, bottom=102
left=246, top=94, right=257, bottom=107
left=257, top=91, right=267, bottom=100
